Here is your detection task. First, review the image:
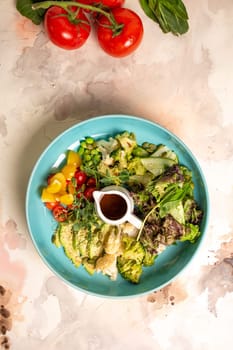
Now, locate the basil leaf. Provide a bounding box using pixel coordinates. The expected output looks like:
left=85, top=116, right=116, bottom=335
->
left=158, top=1, right=189, bottom=35
left=162, top=0, right=188, bottom=20
left=139, top=0, right=159, bottom=23
left=16, top=0, right=46, bottom=25
left=159, top=184, right=182, bottom=204
left=139, top=0, right=189, bottom=35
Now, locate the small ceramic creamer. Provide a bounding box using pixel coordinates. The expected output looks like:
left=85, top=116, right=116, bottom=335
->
left=93, top=185, right=142, bottom=229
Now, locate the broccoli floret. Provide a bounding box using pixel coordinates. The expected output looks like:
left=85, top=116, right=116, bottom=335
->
left=115, top=131, right=137, bottom=155
left=128, top=157, right=145, bottom=176
left=132, top=146, right=149, bottom=157
left=117, top=258, right=142, bottom=284
left=143, top=250, right=157, bottom=266
left=121, top=235, right=145, bottom=263
left=111, top=149, right=128, bottom=169
left=117, top=235, right=145, bottom=283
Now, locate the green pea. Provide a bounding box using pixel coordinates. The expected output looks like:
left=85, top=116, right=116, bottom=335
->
left=78, top=147, right=85, bottom=155
left=91, top=149, right=99, bottom=155
left=84, top=154, right=92, bottom=161
left=93, top=155, right=101, bottom=164
left=85, top=137, right=94, bottom=144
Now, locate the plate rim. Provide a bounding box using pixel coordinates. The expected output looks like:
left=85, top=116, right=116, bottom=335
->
left=25, top=114, right=210, bottom=298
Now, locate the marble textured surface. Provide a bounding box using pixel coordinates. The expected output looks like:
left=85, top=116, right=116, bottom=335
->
left=0, top=0, right=233, bottom=349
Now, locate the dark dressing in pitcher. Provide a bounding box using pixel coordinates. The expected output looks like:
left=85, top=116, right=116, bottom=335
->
left=100, top=194, right=127, bottom=220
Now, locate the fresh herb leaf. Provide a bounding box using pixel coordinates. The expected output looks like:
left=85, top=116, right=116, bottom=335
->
left=181, top=223, right=201, bottom=243
left=159, top=181, right=191, bottom=206
left=139, top=0, right=189, bottom=35
left=16, top=0, right=46, bottom=25
left=139, top=0, right=159, bottom=23
left=71, top=199, right=100, bottom=233
left=137, top=182, right=192, bottom=240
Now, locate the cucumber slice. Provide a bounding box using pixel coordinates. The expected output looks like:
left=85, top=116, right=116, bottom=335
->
left=151, top=145, right=178, bottom=162
left=141, top=157, right=175, bottom=177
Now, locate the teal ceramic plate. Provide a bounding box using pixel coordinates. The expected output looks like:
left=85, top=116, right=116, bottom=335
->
left=26, top=115, right=209, bottom=298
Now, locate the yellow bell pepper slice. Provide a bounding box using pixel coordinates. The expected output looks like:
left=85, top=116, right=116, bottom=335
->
left=41, top=188, right=56, bottom=203
left=49, top=172, right=66, bottom=191
left=47, top=179, right=62, bottom=194
left=67, top=150, right=82, bottom=167
left=61, top=164, right=77, bottom=180
left=60, top=193, right=74, bottom=206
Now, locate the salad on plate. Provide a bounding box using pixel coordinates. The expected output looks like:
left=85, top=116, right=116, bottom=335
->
left=40, top=131, right=203, bottom=283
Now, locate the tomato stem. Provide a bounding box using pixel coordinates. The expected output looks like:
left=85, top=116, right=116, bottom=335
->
left=32, top=1, right=123, bottom=33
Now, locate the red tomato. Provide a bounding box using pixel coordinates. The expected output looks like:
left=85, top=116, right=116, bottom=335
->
left=96, top=8, right=143, bottom=57
left=76, top=0, right=124, bottom=7
left=45, top=202, right=59, bottom=210
left=84, top=187, right=96, bottom=201
left=44, top=6, right=91, bottom=50
left=100, top=0, right=125, bottom=7
left=86, top=177, right=96, bottom=187
left=74, top=170, right=88, bottom=185
left=74, top=0, right=94, bottom=13
left=52, top=205, right=68, bottom=222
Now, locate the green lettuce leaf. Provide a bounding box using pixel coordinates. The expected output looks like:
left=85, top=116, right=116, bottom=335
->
left=180, top=223, right=201, bottom=243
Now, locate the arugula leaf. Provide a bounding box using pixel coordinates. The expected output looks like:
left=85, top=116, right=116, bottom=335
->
left=16, top=0, right=46, bottom=25
left=139, top=0, right=189, bottom=35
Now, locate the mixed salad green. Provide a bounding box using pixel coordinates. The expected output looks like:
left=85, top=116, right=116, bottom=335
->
left=49, top=131, right=203, bottom=283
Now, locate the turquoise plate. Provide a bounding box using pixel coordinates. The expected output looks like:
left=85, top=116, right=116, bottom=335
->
left=26, top=115, right=209, bottom=298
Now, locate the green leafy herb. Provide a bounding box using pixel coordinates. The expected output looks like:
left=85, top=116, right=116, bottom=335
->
left=83, top=165, right=130, bottom=187
left=71, top=199, right=100, bottom=233
left=181, top=223, right=201, bottom=243
left=139, top=0, right=189, bottom=35
left=137, top=181, right=193, bottom=240
left=16, top=0, right=46, bottom=25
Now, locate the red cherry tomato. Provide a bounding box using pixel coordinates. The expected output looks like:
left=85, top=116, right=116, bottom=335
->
left=76, top=0, right=124, bottom=7
left=52, top=205, right=68, bottom=222
left=100, top=0, right=125, bottom=7
left=84, top=187, right=96, bottom=201
left=86, top=177, right=96, bottom=187
left=45, top=202, right=59, bottom=210
left=96, top=7, right=143, bottom=57
left=74, top=170, right=88, bottom=185
left=74, top=0, right=93, bottom=13
left=44, top=6, right=91, bottom=50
